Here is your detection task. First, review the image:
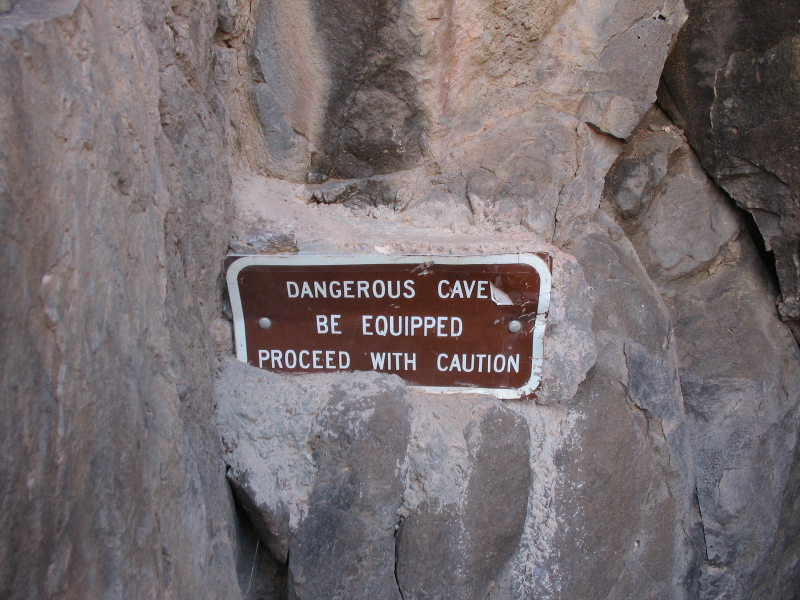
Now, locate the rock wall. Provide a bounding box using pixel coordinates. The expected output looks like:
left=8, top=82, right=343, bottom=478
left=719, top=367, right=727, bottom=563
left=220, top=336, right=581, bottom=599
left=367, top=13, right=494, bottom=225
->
left=659, top=0, right=800, bottom=339
left=0, top=0, right=241, bottom=597
left=603, top=107, right=800, bottom=598
left=216, top=0, right=685, bottom=182
left=2, top=0, right=800, bottom=599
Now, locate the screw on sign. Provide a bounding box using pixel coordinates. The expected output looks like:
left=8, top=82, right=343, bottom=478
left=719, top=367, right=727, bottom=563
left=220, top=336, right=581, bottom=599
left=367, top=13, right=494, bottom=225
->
left=225, top=254, right=551, bottom=400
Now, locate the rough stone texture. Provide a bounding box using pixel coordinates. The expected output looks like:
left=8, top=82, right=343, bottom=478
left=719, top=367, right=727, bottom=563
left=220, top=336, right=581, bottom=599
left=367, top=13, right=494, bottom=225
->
left=0, top=0, right=19, bottom=14
left=603, top=110, right=800, bottom=598
left=214, top=358, right=537, bottom=600
left=215, top=0, right=685, bottom=183
left=288, top=382, right=410, bottom=600
left=538, top=220, right=695, bottom=600
left=0, top=0, right=240, bottom=597
left=229, top=173, right=597, bottom=407
left=232, top=500, right=288, bottom=600
left=396, top=406, right=531, bottom=600
left=5, top=0, right=800, bottom=597
left=219, top=181, right=707, bottom=597
left=659, top=0, right=800, bottom=337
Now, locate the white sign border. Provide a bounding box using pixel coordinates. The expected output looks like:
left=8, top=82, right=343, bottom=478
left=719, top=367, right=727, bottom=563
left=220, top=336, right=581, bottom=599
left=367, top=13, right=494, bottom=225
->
left=226, top=253, right=551, bottom=400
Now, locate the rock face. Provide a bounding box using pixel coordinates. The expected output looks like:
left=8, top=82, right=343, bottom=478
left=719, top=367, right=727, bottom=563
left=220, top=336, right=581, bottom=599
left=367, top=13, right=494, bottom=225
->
left=0, top=0, right=240, bottom=597
left=659, top=0, right=800, bottom=338
left=288, top=381, right=410, bottom=600
left=215, top=0, right=685, bottom=182
left=214, top=358, right=534, bottom=600
left=3, top=0, right=800, bottom=598
left=395, top=405, right=531, bottom=600
left=603, top=108, right=800, bottom=599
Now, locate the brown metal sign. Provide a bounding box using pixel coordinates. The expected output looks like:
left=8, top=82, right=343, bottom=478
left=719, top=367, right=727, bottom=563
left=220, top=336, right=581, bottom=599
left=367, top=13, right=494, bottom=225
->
left=226, top=254, right=551, bottom=399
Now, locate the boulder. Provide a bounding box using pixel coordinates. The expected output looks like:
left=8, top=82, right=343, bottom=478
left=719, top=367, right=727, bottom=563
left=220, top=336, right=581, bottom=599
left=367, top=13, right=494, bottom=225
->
left=214, top=358, right=537, bottom=599
left=603, top=109, right=800, bottom=598
left=660, top=0, right=800, bottom=338
left=396, top=405, right=531, bottom=600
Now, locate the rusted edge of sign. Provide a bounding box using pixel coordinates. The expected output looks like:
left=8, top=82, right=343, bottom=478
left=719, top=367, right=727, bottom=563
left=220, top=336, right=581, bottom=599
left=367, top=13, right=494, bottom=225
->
left=225, top=253, right=551, bottom=400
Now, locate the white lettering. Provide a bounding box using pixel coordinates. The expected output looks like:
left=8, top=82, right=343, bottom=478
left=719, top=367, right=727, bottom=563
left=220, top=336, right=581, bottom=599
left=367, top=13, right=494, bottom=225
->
left=375, top=316, right=388, bottom=336
left=438, top=280, right=450, bottom=298
left=256, top=349, right=352, bottom=371
left=287, top=281, right=300, bottom=298
left=370, top=352, right=386, bottom=369
left=451, top=317, right=463, bottom=337
left=427, top=353, right=517, bottom=374
left=343, top=281, right=354, bottom=298
left=477, top=281, right=489, bottom=298
left=390, top=316, right=402, bottom=336
left=330, top=314, right=341, bottom=334
left=357, top=280, right=370, bottom=298
left=329, top=281, right=341, bottom=298
left=410, top=316, right=423, bottom=335
left=360, top=315, right=462, bottom=337
left=403, top=280, right=416, bottom=298
left=493, top=354, right=506, bottom=372
left=316, top=315, right=329, bottom=334
left=424, top=316, right=436, bottom=336
left=437, top=316, right=447, bottom=337
left=300, top=282, right=313, bottom=298
left=370, top=352, right=417, bottom=371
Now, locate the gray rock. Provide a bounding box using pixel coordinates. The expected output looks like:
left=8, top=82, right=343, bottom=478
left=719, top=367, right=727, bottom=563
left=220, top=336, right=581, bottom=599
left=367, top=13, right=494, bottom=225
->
left=672, top=255, right=800, bottom=598
left=396, top=405, right=531, bottom=600
left=227, top=0, right=685, bottom=188
left=603, top=108, right=741, bottom=291
left=482, top=218, right=695, bottom=600
left=307, top=0, right=428, bottom=180
left=232, top=499, right=288, bottom=600
left=541, top=222, right=695, bottom=600
left=228, top=224, right=298, bottom=256
left=0, top=0, right=19, bottom=14
left=308, top=177, right=397, bottom=208
left=252, top=82, right=303, bottom=164
left=289, top=382, right=410, bottom=600
left=0, top=0, right=240, bottom=598
left=215, top=359, right=411, bottom=599
left=603, top=111, right=800, bottom=598
left=215, top=359, right=544, bottom=600
left=660, top=1, right=800, bottom=338
left=536, top=253, right=597, bottom=405
left=8, top=0, right=800, bottom=597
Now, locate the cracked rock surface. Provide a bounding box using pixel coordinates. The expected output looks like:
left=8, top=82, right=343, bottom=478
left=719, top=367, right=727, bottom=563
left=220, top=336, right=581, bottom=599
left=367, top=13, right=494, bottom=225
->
left=660, top=0, right=800, bottom=340
left=3, top=0, right=800, bottom=598
left=604, top=108, right=800, bottom=599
